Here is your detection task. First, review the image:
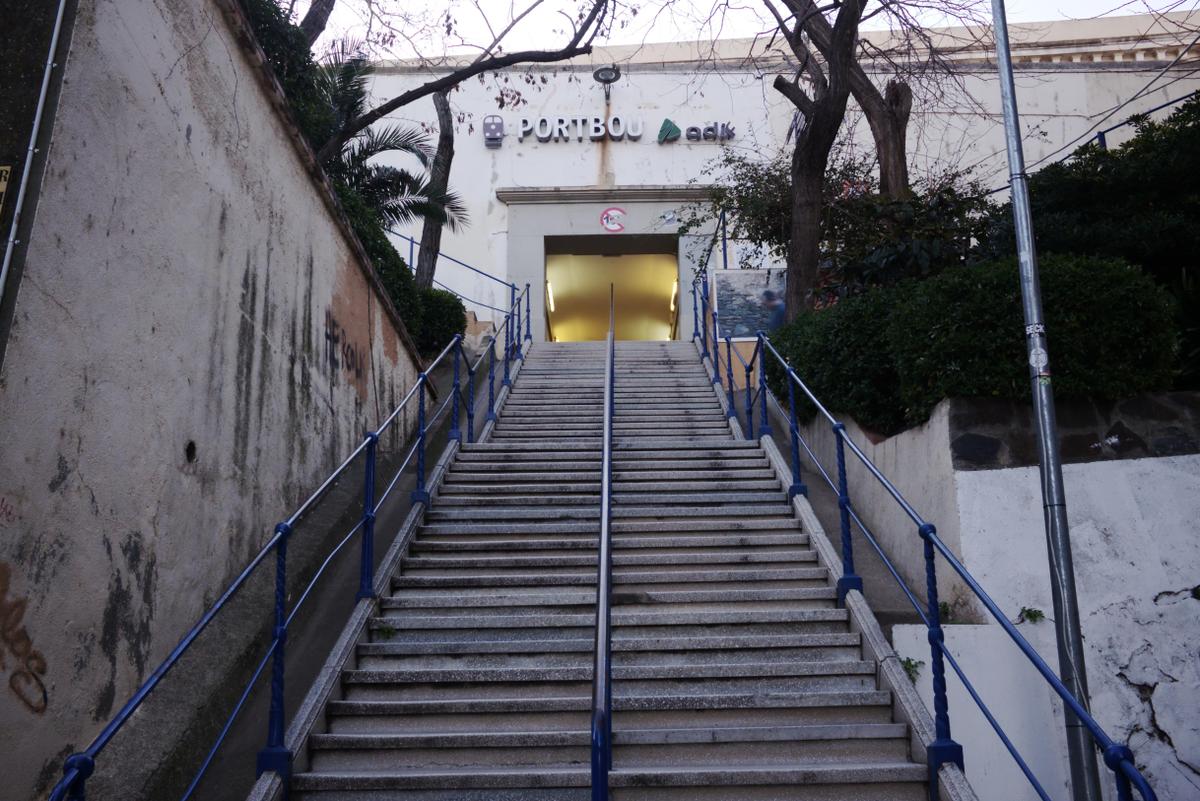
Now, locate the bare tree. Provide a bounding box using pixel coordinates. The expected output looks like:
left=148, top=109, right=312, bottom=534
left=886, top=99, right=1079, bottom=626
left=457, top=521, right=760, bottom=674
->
left=763, top=0, right=866, bottom=316
left=414, top=91, right=456, bottom=290
left=309, top=0, right=618, bottom=163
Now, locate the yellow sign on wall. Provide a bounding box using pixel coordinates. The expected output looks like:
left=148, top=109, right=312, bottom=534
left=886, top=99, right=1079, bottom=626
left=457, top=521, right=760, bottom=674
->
left=0, top=166, right=10, bottom=220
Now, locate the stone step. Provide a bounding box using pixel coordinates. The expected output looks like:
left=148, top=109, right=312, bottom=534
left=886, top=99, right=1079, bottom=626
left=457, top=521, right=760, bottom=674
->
left=383, top=586, right=833, bottom=609
left=409, top=533, right=806, bottom=551
left=393, top=566, right=830, bottom=588
left=370, top=607, right=846, bottom=632
left=442, top=469, right=776, bottom=483
left=419, top=518, right=802, bottom=536
left=422, top=506, right=795, bottom=522
left=355, top=642, right=864, bottom=671
left=306, top=723, right=910, bottom=771
left=324, top=689, right=895, bottom=737
left=399, top=550, right=817, bottom=570
left=357, top=631, right=861, bottom=657
left=460, top=439, right=757, bottom=452
left=429, top=490, right=788, bottom=507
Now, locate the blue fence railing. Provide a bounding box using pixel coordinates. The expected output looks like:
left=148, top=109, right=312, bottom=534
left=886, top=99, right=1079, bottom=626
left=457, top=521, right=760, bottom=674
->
left=692, top=273, right=1156, bottom=801
left=590, top=290, right=616, bottom=801
left=49, top=287, right=530, bottom=801
left=392, top=232, right=524, bottom=320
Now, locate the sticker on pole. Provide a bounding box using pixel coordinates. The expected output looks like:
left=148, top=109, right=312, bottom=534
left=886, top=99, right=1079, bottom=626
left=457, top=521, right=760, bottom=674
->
left=1029, top=346, right=1049, bottom=372
left=600, top=207, right=626, bottom=233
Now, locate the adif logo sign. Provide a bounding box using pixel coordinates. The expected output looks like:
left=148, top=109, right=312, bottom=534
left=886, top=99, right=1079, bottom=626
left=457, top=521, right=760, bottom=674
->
left=519, top=116, right=644, bottom=142
left=658, top=118, right=735, bottom=143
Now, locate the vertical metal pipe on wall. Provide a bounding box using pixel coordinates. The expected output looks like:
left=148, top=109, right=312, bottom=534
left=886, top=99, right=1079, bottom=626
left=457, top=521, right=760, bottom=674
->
left=990, top=2, right=1102, bottom=798
left=0, top=0, right=70, bottom=311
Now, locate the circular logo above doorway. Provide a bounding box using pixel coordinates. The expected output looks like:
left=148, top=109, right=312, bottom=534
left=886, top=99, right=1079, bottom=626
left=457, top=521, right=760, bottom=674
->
left=600, top=207, right=626, bottom=233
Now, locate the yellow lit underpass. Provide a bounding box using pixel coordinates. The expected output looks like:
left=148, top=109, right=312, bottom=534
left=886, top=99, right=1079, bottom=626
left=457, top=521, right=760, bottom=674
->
left=545, top=253, right=679, bottom=341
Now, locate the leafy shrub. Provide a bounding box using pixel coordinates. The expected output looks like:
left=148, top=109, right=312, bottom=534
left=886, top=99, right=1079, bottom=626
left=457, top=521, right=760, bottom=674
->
left=412, top=288, right=467, bottom=358
left=770, top=254, right=1179, bottom=435
left=678, top=148, right=988, bottom=301
left=767, top=287, right=907, bottom=434
left=977, top=96, right=1200, bottom=387
left=240, top=0, right=335, bottom=146
left=889, top=255, right=1178, bottom=425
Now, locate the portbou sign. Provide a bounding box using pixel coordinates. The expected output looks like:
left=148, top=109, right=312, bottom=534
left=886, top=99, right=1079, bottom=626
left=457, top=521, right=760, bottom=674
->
left=481, top=115, right=735, bottom=147
left=520, top=115, right=644, bottom=143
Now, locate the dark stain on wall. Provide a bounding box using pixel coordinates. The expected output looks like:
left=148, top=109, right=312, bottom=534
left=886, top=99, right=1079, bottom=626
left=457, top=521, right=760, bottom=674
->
left=232, top=260, right=258, bottom=474
left=94, top=531, right=157, bottom=721
left=47, top=455, right=70, bottom=494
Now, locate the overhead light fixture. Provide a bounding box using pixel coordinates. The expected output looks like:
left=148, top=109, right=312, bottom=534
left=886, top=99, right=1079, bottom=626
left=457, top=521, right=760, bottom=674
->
left=593, top=64, right=621, bottom=101
left=546, top=281, right=556, bottom=313
left=670, top=280, right=678, bottom=313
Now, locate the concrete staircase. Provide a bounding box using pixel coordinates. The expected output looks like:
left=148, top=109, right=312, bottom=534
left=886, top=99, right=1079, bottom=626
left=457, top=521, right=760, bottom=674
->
left=285, top=340, right=939, bottom=800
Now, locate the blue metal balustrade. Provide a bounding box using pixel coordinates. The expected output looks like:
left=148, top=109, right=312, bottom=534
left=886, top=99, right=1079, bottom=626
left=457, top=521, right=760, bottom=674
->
left=692, top=273, right=1156, bottom=801
left=590, top=290, right=617, bottom=801
left=393, top=232, right=534, bottom=334
left=49, top=287, right=529, bottom=801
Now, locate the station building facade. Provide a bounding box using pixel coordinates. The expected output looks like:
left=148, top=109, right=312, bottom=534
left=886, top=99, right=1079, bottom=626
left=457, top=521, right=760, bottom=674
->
left=370, top=12, right=1200, bottom=343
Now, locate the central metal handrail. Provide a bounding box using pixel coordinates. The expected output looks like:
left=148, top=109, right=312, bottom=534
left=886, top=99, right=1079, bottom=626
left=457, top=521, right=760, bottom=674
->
left=49, top=285, right=532, bottom=801
left=690, top=273, right=1156, bottom=801
left=591, top=287, right=616, bottom=800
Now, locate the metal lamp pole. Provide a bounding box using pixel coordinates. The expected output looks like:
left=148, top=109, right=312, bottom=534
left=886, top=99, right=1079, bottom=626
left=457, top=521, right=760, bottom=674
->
left=990, top=2, right=1103, bottom=799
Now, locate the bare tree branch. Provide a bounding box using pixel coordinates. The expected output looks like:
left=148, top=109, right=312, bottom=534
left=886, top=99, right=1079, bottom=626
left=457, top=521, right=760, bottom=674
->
left=315, top=0, right=613, bottom=163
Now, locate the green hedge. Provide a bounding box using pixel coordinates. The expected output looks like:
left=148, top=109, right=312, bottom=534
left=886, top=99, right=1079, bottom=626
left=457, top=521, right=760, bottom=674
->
left=770, top=254, right=1179, bottom=435
left=768, top=287, right=908, bottom=434
left=411, top=288, right=468, bottom=358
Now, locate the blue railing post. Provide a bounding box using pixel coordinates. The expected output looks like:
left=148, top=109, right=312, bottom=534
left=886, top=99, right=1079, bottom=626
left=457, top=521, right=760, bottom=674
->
left=1106, top=746, right=1136, bottom=801
left=710, top=302, right=721, bottom=385
left=502, top=292, right=514, bottom=387
left=920, top=522, right=965, bottom=793
left=524, top=283, right=533, bottom=342
left=513, top=287, right=524, bottom=361
left=784, top=369, right=807, bottom=497
left=411, top=374, right=430, bottom=504
left=256, top=523, right=292, bottom=780
left=61, top=754, right=93, bottom=801
left=744, top=350, right=755, bottom=437
left=832, top=423, right=864, bottom=604
left=448, top=339, right=463, bottom=442
left=724, top=336, right=736, bottom=420
left=357, top=433, right=378, bottom=600
left=757, top=334, right=772, bottom=438
left=486, top=338, right=498, bottom=422
left=698, top=280, right=710, bottom=356
left=691, top=280, right=700, bottom=342
left=466, top=358, right=477, bottom=442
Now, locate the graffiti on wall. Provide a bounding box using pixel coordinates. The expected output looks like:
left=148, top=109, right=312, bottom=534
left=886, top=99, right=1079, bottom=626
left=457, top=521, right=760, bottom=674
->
left=324, top=308, right=367, bottom=387
left=0, top=562, right=48, bottom=714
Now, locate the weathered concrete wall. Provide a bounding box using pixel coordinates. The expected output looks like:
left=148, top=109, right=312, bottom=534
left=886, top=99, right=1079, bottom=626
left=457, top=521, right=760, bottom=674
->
left=796, top=401, right=973, bottom=620
left=0, top=1, right=422, bottom=799
left=895, top=453, right=1200, bottom=801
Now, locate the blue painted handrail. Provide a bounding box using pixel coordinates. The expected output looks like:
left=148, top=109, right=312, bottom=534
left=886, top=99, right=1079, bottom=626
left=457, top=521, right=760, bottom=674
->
left=590, top=289, right=616, bottom=801
left=49, top=287, right=529, bottom=801
left=691, top=275, right=1156, bottom=801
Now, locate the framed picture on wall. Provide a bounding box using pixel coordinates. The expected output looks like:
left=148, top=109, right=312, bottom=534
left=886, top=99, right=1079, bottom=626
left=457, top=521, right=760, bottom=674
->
left=713, top=268, right=787, bottom=339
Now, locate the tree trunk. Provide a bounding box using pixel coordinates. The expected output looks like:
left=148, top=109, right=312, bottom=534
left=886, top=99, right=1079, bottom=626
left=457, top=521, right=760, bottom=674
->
left=785, top=148, right=826, bottom=321
left=414, top=92, right=455, bottom=290
left=299, top=0, right=337, bottom=46
left=855, top=78, right=913, bottom=199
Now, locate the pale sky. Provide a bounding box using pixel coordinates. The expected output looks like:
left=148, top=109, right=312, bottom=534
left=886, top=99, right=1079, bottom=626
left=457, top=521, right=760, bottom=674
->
left=298, top=0, right=1195, bottom=60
